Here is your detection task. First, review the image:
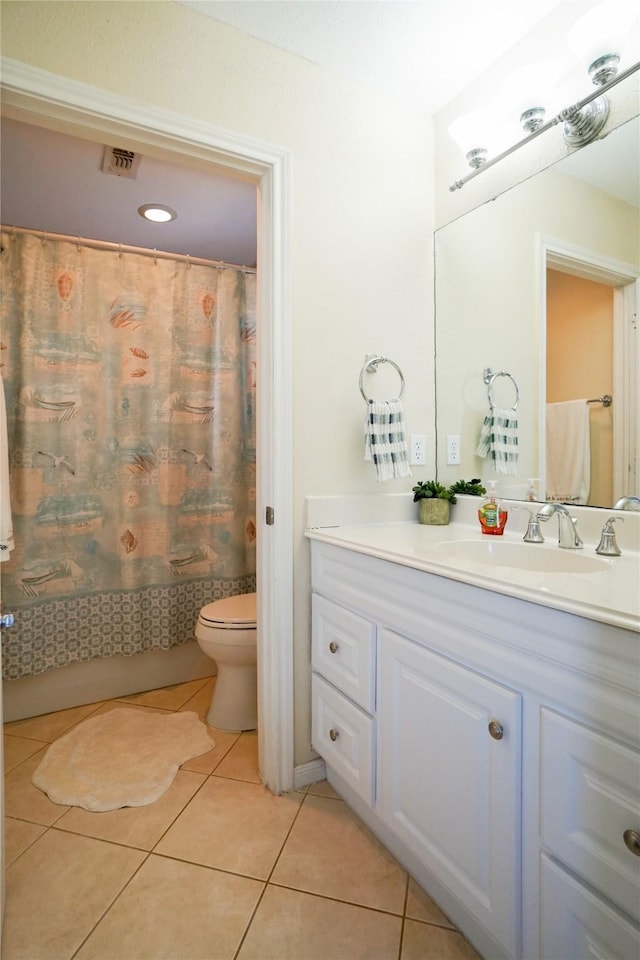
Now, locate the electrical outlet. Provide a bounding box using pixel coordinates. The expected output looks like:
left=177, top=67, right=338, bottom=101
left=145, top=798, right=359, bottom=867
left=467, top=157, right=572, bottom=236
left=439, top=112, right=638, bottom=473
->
left=410, top=434, right=426, bottom=465
left=446, top=435, right=461, bottom=465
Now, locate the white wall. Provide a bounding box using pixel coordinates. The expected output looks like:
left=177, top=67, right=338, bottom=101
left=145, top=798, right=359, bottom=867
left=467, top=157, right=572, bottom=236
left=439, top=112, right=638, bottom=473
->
left=0, top=1, right=435, bottom=765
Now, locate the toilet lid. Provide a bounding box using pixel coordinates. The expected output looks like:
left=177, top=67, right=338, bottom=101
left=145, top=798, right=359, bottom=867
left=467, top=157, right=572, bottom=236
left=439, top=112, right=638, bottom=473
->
left=199, top=592, right=257, bottom=628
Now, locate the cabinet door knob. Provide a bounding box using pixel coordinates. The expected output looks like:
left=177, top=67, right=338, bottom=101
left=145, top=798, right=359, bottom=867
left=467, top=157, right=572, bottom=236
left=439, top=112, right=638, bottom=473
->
left=329, top=728, right=339, bottom=742
left=623, top=829, right=640, bottom=856
left=488, top=720, right=504, bottom=740
left=329, top=641, right=339, bottom=654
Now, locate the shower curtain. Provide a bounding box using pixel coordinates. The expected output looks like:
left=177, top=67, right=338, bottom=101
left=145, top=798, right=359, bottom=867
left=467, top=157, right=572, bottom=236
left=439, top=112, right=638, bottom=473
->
left=0, top=230, right=256, bottom=680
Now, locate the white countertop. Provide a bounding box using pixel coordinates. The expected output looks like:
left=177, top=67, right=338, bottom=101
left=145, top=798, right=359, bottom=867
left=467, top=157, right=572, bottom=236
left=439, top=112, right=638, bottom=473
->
left=306, top=518, right=640, bottom=633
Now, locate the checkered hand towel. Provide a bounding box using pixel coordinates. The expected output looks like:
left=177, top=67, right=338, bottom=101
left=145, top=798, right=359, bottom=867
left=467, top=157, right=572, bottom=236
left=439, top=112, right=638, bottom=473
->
left=475, top=405, right=518, bottom=475
left=364, top=399, right=412, bottom=482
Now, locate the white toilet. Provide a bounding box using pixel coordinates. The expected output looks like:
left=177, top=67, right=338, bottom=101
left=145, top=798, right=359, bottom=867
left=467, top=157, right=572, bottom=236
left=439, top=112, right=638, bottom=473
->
left=195, top=592, right=257, bottom=731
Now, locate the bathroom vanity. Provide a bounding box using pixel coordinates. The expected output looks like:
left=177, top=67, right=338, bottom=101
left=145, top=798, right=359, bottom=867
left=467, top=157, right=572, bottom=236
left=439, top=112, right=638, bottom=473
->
left=306, top=510, right=640, bottom=960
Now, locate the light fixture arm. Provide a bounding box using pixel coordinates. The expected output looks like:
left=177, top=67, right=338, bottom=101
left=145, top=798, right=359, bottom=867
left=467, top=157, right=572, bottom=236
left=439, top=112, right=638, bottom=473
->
left=449, top=59, right=640, bottom=192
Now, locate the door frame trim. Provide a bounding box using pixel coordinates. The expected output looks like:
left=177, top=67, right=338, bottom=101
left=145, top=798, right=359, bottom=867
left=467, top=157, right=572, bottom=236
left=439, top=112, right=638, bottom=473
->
left=0, top=57, right=295, bottom=793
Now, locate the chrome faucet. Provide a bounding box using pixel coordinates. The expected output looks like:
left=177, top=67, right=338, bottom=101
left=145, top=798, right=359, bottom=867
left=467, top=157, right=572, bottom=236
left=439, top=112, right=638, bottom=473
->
left=595, top=517, right=623, bottom=556
left=613, top=496, right=640, bottom=511
left=536, top=502, right=583, bottom=549
left=512, top=505, right=545, bottom=543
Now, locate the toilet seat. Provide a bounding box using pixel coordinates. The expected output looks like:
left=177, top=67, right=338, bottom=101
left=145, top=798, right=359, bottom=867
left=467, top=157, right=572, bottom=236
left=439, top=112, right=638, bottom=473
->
left=199, top=592, right=256, bottom=629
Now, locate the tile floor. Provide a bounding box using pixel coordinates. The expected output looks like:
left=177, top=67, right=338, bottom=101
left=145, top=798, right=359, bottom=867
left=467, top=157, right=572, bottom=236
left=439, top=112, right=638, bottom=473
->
left=3, top=677, right=483, bottom=960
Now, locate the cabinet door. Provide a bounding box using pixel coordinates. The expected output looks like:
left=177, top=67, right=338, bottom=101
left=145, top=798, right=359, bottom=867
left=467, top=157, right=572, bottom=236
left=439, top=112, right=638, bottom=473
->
left=541, top=709, right=640, bottom=921
left=540, top=853, right=640, bottom=960
left=378, top=628, right=521, bottom=958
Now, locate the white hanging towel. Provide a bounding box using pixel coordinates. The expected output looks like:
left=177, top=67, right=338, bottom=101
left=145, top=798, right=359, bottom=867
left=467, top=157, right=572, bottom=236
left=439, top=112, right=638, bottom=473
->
left=546, top=400, right=591, bottom=504
left=0, top=374, right=15, bottom=560
left=364, top=399, right=412, bottom=482
left=475, top=405, right=519, bottom=475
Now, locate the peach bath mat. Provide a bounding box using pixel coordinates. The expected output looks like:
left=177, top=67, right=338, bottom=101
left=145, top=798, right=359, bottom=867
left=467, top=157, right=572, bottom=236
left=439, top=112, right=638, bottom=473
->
left=32, top=707, right=214, bottom=811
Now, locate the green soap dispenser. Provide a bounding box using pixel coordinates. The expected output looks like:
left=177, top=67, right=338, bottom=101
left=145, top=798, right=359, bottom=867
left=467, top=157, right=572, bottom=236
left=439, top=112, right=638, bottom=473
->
left=478, top=481, right=508, bottom=536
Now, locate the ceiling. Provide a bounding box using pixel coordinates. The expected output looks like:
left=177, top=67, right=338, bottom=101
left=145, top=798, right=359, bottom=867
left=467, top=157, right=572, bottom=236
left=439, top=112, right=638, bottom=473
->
left=1, top=1, right=637, bottom=262
left=0, top=117, right=259, bottom=266
left=177, top=0, right=567, bottom=115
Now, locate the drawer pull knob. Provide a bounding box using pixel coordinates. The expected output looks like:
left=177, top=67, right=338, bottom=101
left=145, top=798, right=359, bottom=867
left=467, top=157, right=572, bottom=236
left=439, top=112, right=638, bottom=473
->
left=329, top=728, right=339, bottom=742
left=488, top=720, right=504, bottom=740
left=623, top=829, right=640, bottom=856
left=329, top=641, right=339, bottom=654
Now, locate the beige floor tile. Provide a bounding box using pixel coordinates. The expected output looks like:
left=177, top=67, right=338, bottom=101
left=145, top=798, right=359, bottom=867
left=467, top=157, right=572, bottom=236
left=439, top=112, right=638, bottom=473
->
left=3, top=733, right=47, bottom=773
left=178, top=676, right=216, bottom=721
left=4, top=700, right=104, bottom=742
left=271, top=794, right=407, bottom=914
left=307, top=778, right=341, bottom=799
left=2, top=829, right=145, bottom=960
left=54, top=769, right=206, bottom=849
left=237, top=884, right=403, bottom=960
left=180, top=725, right=240, bottom=775
left=401, top=919, right=483, bottom=960
left=116, top=677, right=212, bottom=711
left=155, top=776, right=303, bottom=879
left=3, top=818, right=47, bottom=866
left=76, top=853, right=263, bottom=960
left=214, top=730, right=261, bottom=783
left=4, top=749, right=70, bottom=826
left=406, top=877, right=456, bottom=929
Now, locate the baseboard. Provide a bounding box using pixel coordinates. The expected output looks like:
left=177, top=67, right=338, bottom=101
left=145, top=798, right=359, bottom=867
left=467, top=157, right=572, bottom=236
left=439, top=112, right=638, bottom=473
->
left=2, top=641, right=216, bottom=722
left=293, top=757, right=326, bottom=790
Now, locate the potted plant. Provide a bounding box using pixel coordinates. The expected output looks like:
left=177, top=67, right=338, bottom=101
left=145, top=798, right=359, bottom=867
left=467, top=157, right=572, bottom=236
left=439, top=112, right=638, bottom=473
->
left=448, top=478, right=487, bottom=497
left=412, top=480, right=456, bottom=525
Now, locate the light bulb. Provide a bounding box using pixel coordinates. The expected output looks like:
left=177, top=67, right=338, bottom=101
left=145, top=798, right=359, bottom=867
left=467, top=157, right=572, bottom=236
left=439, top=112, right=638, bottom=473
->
left=567, top=0, right=638, bottom=84
left=138, top=204, right=177, bottom=223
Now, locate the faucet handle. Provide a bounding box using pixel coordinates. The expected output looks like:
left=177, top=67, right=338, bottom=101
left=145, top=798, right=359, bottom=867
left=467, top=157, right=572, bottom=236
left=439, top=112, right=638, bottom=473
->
left=512, top=505, right=545, bottom=543
left=595, top=516, right=623, bottom=557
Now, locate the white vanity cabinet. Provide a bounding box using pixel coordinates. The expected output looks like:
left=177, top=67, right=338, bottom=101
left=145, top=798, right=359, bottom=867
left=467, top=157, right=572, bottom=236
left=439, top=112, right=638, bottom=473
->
left=308, top=536, right=640, bottom=960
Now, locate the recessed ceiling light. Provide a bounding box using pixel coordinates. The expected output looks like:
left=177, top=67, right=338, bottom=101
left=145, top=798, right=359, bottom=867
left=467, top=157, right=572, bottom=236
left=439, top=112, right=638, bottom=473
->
left=137, top=204, right=177, bottom=223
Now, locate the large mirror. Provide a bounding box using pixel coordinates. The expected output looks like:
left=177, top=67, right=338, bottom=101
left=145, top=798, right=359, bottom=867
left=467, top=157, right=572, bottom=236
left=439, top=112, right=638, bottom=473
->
left=434, top=114, right=640, bottom=508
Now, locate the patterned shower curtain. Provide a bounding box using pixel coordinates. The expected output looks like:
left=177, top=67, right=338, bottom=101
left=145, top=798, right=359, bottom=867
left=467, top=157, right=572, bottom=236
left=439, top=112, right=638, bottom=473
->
left=0, top=230, right=256, bottom=680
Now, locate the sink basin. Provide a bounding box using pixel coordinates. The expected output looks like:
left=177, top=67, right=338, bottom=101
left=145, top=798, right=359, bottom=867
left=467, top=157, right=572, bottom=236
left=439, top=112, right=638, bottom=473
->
left=429, top=540, right=610, bottom=574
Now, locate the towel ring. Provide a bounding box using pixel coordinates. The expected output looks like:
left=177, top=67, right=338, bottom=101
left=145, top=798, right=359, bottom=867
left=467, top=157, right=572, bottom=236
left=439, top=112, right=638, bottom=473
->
left=483, top=367, right=519, bottom=411
left=359, top=355, right=406, bottom=402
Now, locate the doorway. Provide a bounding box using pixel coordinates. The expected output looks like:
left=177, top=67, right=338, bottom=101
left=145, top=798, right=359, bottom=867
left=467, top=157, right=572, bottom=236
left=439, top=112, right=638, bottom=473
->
left=0, top=59, right=294, bottom=794
left=540, top=237, right=640, bottom=507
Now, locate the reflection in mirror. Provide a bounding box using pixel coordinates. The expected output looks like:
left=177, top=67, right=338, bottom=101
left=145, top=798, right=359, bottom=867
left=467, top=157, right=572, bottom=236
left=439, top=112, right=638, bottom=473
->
left=435, top=115, right=640, bottom=508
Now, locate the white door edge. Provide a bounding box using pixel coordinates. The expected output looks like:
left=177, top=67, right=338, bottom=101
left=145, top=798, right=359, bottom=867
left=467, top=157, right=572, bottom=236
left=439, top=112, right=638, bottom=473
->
left=0, top=57, right=295, bottom=794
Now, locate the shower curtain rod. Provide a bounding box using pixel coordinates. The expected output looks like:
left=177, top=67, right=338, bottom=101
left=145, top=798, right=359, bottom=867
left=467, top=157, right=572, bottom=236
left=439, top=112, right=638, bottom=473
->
left=1, top=224, right=256, bottom=273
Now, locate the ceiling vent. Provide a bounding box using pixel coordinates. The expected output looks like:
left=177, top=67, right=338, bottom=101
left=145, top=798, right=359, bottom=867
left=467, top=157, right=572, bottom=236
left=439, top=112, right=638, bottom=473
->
left=102, top=146, right=142, bottom=179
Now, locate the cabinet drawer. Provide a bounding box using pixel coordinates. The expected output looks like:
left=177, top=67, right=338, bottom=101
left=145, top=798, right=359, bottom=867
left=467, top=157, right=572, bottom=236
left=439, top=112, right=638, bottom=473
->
left=312, top=593, right=375, bottom=712
left=540, top=854, right=640, bottom=960
left=541, top=709, right=640, bottom=921
left=311, top=673, right=374, bottom=805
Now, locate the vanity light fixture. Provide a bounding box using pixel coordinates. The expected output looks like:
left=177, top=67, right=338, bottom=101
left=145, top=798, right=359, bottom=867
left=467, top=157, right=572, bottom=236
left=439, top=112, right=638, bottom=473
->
left=507, top=62, right=562, bottom=134
left=137, top=204, right=177, bottom=223
left=449, top=0, right=639, bottom=191
left=562, top=0, right=637, bottom=147
left=448, top=110, right=493, bottom=169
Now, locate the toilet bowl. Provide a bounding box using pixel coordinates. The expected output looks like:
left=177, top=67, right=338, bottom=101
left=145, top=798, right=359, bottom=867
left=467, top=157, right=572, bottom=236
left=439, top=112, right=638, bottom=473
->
left=195, top=592, right=257, bottom=731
